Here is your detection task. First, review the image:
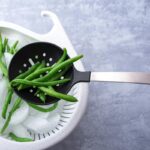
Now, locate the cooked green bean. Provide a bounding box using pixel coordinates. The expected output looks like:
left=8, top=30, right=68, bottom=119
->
left=52, top=48, right=67, bottom=67
left=34, top=55, right=83, bottom=82
left=7, top=44, right=10, bottom=53
left=17, top=61, right=46, bottom=89
left=12, top=41, right=19, bottom=50
left=28, top=102, right=58, bottom=112
left=0, top=98, right=21, bottom=134
left=2, top=88, right=13, bottom=119
left=22, top=49, right=67, bottom=81
left=10, top=41, right=19, bottom=54
left=36, top=60, right=45, bottom=69
left=18, top=49, right=67, bottom=89
left=0, top=60, right=8, bottom=77
left=0, top=35, right=8, bottom=76
left=38, top=91, right=46, bottom=103
left=12, top=62, right=41, bottom=87
left=34, top=89, right=45, bottom=103
left=24, top=66, right=52, bottom=80
left=12, top=41, right=19, bottom=54
left=12, top=79, right=70, bottom=89
left=12, top=98, right=22, bottom=112
left=39, top=87, right=78, bottom=102
left=3, top=38, right=8, bottom=51
left=50, top=65, right=71, bottom=81
left=14, top=62, right=40, bottom=80
left=9, top=132, right=33, bottom=142
left=34, top=89, right=40, bottom=96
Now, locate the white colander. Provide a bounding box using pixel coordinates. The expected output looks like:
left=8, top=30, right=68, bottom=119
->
left=0, top=10, right=88, bottom=150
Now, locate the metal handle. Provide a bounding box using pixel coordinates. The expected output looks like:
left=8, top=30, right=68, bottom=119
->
left=90, top=72, right=150, bottom=84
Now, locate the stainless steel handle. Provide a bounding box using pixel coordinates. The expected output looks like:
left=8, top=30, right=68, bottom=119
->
left=90, top=72, right=150, bottom=84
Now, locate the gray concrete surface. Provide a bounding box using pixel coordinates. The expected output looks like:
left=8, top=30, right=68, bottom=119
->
left=1, top=0, right=150, bottom=150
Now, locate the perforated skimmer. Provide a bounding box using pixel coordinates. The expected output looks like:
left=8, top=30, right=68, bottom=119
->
left=8, top=42, right=150, bottom=105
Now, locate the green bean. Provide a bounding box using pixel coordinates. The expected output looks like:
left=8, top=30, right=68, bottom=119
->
left=50, top=65, right=71, bottom=81
left=23, top=48, right=67, bottom=81
left=12, top=79, right=70, bottom=89
left=2, top=110, right=10, bottom=128
left=12, top=62, right=41, bottom=87
left=7, top=44, right=10, bottom=53
left=53, top=48, right=67, bottom=67
left=34, top=89, right=44, bottom=103
left=9, top=132, right=33, bottom=142
left=28, top=102, right=58, bottom=112
left=39, top=87, right=78, bottom=102
left=36, top=60, right=45, bottom=69
left=16, top=61, right=46, bottom=89
left=0, top=98, right=22, bottom=134
left=24, top=67, right=52, bottom=80
left=34, top=55, right=83, bottom=82
left=38, top=91, right=46, bottom=103
left=0, top=35, right=8, bottom=76
left=15, top=49, right=68, bottom=90
left=12, top=41, right=19, bottom=54
left=12, top=41, right=19, bottom=50
left=34, top=89, right=40, bottom=96
left=2, top=88, right=13, bottom=119
left=18, top=49, right=67, bottom=89
left=14, top=62, right=40, bottom=80
left=12, top=98, right=22, bottom=112
left=0, top=59, right=8, bottom=77
left=49, top=86, right=55, bottom=90
left=3, top=38, right=8, bottom=52
left=10, top=41, right=19, bottom=54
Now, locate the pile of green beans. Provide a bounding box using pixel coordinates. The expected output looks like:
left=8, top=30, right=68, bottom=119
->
left=11, top=49, right=83, bottom=103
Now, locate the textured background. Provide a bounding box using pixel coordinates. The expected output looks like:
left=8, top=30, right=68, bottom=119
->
left=0, top=0, right=150, bottom=150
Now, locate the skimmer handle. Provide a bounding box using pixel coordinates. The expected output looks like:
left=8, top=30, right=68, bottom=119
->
left=90, top=72, right=150, bottom=84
